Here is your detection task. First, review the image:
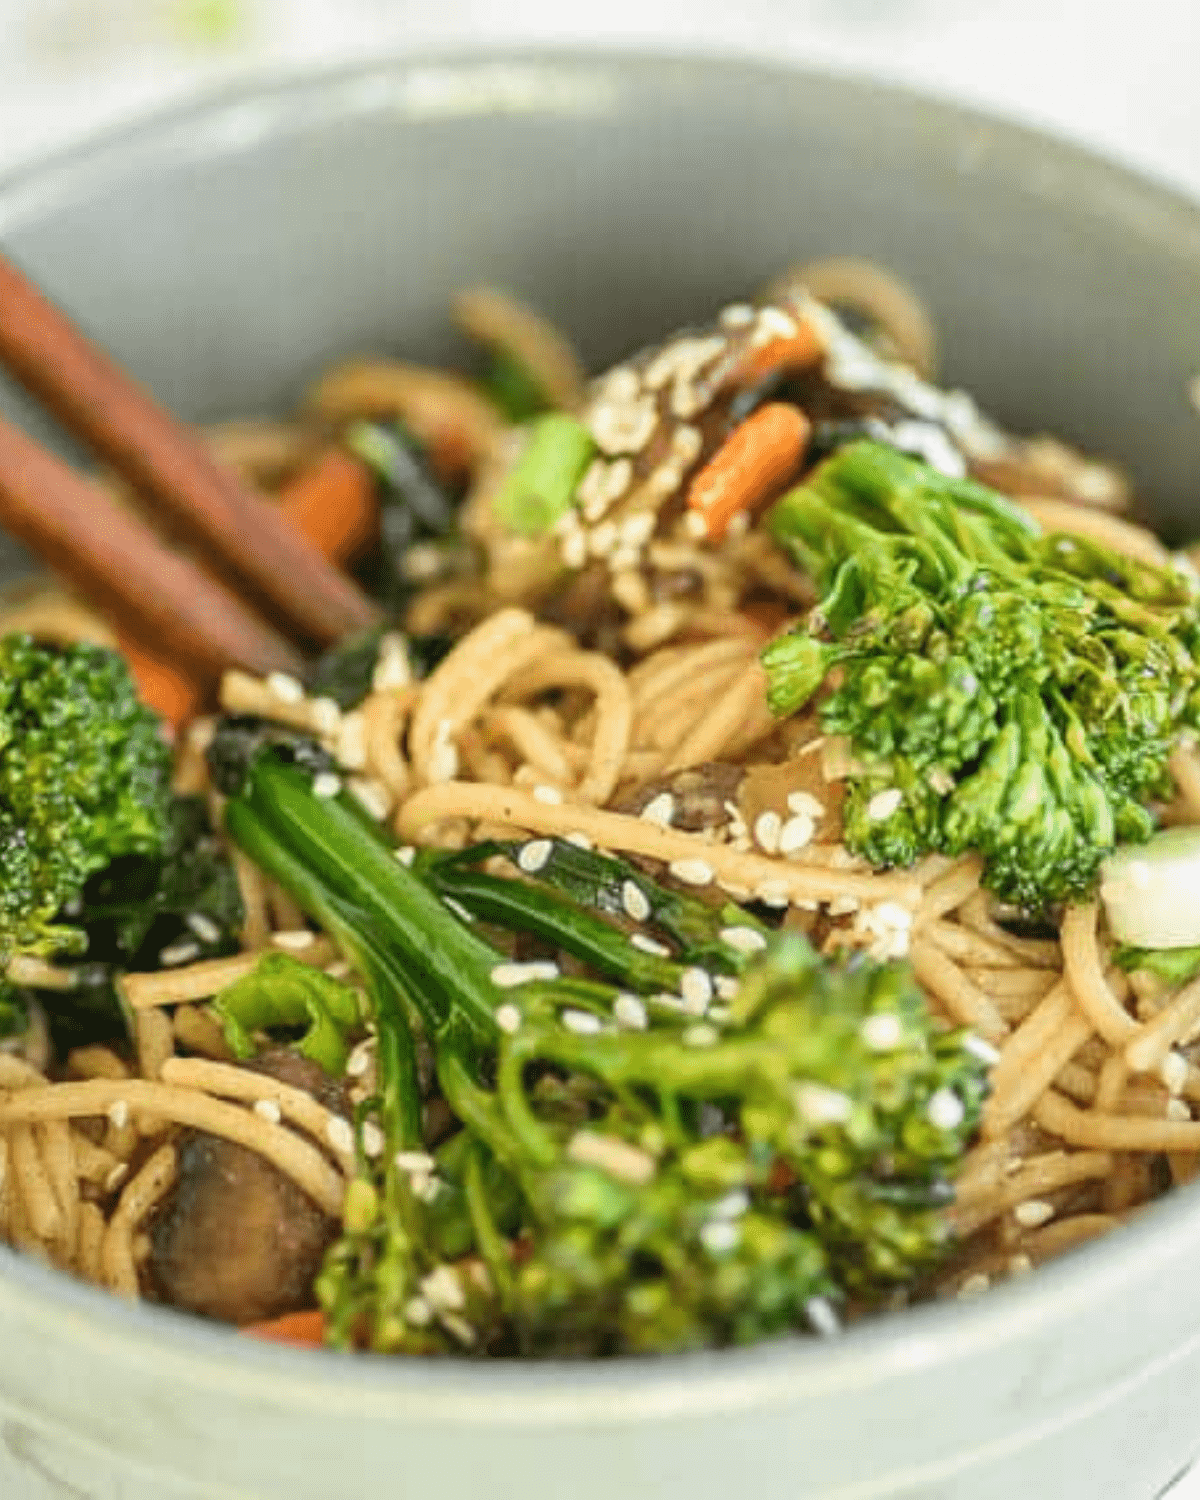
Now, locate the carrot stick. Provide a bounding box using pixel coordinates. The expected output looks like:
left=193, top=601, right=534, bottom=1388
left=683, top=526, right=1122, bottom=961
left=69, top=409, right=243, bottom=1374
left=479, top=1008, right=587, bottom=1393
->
left=686, top=402, right=811, bottom=541
left=124, top=447, right=378, bottom=729
left=240, top=1308, right=327, bottom=1348
left=724, top=324, right=824, bottom=389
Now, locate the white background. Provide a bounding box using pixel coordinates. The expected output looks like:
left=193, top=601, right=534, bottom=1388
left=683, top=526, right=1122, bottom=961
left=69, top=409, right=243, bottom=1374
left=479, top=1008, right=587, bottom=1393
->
left=1, top=4, right=1199, bottom=1496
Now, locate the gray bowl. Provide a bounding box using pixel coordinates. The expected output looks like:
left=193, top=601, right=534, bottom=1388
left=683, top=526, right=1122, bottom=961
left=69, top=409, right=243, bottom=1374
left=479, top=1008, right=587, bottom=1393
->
left=1, top=51, right=1199, bottom=1500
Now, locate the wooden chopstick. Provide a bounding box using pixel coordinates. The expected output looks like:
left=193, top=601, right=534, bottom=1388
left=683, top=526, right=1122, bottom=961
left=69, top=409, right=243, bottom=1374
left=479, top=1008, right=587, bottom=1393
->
left=0, top=411, right=304, bottom=680
left=0, top=250, right=382, bottom=647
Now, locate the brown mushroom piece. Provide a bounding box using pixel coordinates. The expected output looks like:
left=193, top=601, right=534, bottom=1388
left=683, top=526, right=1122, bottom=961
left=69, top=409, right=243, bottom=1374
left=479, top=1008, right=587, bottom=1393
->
left=148, top=1048, right=349, bottom=1326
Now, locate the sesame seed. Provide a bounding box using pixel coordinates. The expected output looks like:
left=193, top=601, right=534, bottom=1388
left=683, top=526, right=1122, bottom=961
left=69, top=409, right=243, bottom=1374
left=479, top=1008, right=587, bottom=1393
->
left=266, top=671, right=305, bottom=704
left=362, top=1122, right=385, bottom=1158
left=491, top=961, right=560, bottom=989
left=683, top=511, right=709, bottom=540
left=310, top=698, right=342, bottom=736
left=680, top=967, right=713, bottom=1016
left=533, top=784, right=564, bottom=805
left=963, top=1032, right=1001, bottom=1066
left=778, top=813, right=815, bottom=856
left=107, top=1100, right=130, bottom=1130
left=755, top=881, right=790, bottom=908
left=272, top=928, right=315, bottom=951
left=1161, top=1050, right=1188, bottom=1096
left=412, top=1173, right=442, bottom=1203
left=861, top=1013, right=904, bottom=1051
left=669, top=858, right=714, bottom=887
left=394, top=1150, right=437, bottom=1174
left=614, top=994, right=649, bottom=1030
left=622, top=879, right=651, bottom=923
left=795, top=1083, right=852, bottom=1126
left=805, top=1295, right=841, bottom=1337
left=346, top=1043, right=374, bottom=1078
left=927, top=1088, right=966, bottom=1131
left=253, top=1098, right=282, bottom=1125
left=421, top=1264, right=466, bottom=1312
left=720, top=925, right=767, bottom=955
left=683, top=1023, right=718, bottom=1048
left=405, top=1296, right=434, bottom=1327
left=630, top=933, right=670, bottom=956
left=495, top=1004, right=522, bottom=1034
left=565, top=830, right=593, bottom=849
left=349, top=777, right=391, bottom=822
left=562, top=1009, right=603, bottom=1036
left=640, top=792, right=676, bottom=827
left=104, top=1163, right=128, bottom=1193
left=325, top=1116, right=355, bottom=1155
left=395, top=845, right=416, bottom=866
left=1014, top=1199, right=1056, bottom=1229
left=757, top=306, right=799, bottom=341
left=720, top=302, right=756, bottom=329
left=867, top=788, right=904, bottom=822
left=700, top=1220, right=740, bottom=1254
left=1167, top=1098, right=1193, bottom=1122
left=828, top=895, right=860, bottom=917
left=1008, top=1254, right=1034, bottom=1277
left=158, top=940, right=200, bottom=967
left=186, top=912, right=221, bottom=945
left=753, top=810, right=782, bottom=854
left=312, top=772, right=342, bottom=800
left=440, top=1312, right=477, bottom=1347
left=710, top=1189, right=750, bottom=1220
left=518, top=839, right=553, bottom=874
left=715, top=976, right=739, bottom=1001
left=786, top=791, right=825, bottom=819
left=566, top=1130, right=656, bottom=1184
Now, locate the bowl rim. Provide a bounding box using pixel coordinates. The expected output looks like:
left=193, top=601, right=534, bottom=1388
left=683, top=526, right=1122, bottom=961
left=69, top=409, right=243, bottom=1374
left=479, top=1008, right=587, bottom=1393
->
left=3, top=44, right=1200, bottom=1417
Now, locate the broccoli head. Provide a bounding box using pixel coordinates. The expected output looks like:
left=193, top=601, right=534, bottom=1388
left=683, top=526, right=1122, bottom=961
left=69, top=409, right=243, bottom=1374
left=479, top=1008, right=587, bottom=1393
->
left=763, top=441, right=1200, bottom=911
left=0, top=635, right=172, bottom=960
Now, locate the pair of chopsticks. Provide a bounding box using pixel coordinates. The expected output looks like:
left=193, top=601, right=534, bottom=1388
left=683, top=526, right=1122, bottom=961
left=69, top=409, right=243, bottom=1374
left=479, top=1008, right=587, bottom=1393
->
left=0, top=250, right=382, bottom=681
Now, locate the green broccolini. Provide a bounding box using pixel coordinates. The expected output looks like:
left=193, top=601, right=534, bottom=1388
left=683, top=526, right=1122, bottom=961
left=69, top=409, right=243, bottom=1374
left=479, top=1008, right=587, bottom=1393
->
left=763, top=441, right=1200, bottom=911
left=212, top=728, right=988, bottom=1357
left=0, top=635, right=172, bottom=961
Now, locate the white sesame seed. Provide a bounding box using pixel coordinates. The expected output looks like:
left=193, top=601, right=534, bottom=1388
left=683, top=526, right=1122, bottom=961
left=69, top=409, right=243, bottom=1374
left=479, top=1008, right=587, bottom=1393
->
left=185, top=912, right=221, bottom=945
left=272, top=928, right=315, bottom=951
left=495, top=1003, right=522, bottom=1034
left=622, top=879, right=651, bottom=923
left=614, top=994, right=649, bottom=1030
left=421, top=1264, right=466, bottom=1312
left=795, top=1083, right=852, bottom=1126
left=1014, top=1199, right=1055, bottom=1229
left=566, top=1130, right=656, bottom=1184
left=254, top=1098, right=282, bottom=1125
left=1008, top=1254, right=1034, bottom=1277
left=310, top=698, right=342, bottom=736
left=1161, top=1050, right=1189, bottom=1096
left=266, top=671, right=305, bottom=704
left=753, top=810, right=782, bottom=854
left=710, top=1189, right=750, bottom=1220
left=927, top=1088, right=966, bottom=1131
left=786, top=791, right=825, bottom=819
left=562, top=1009, right=603, bottom=1035
left=325, top=1116, right=355, bottom=1155
left=778, top=813, right=816, bottom=856
left=720, top=302, right=756, bottom=329
left=1167, top=1098, right=1193, bottom=1122
left=669, top=858, right=714, bottom=887
left=104, top=1163, right=128, bottom=1193
left=518, top=839, right=553, bottom=874
left=394, top=1150, right=437, bottom=1174
left=929, top=768, right=955, bottom=796
left=866, top=788, right=904, bottom=822
left=720, top=925, right=767, bottom=955
left=349, top=777, right=392, bottom=822
left=756, top=306, right=799, bottom=341
left=158, top=940, right=200, bottom=967
left=683, top=1023, right=718, bottom=1048
left=683, top=511, right=709, bottom=541
left=828, top=895, right=860, bottom=917
left=861, top=1013, right=904, bottom=1051
left=630, top=933, right=670, bottom=957
left=346, top=1042, right=373, bottom=1078
left=533, top=784, right=564, bottom=805
left=700, top=1220, right=740, bottom=1254
left=715, top=976, right=739, bottom=1001
left=324, top=960, right=352, bottom=979
left=680, top=967, right=713, bottom=1016
left=640, top=792, right=676, bottom=828
left=395, top=845, right=416, bottom=866
left=312, top=772, right=342, bottom=800
left=404, top=1296, right=434, bottom=1327
left=362, top=1122, right=385, bottom=1158
left=490, top=961, right=559, bottom=989
left=755, top=881, right=790, bottom=908
left=106, top=1100, right=130, bottom=1130
left=805, top=1295, right=842, bottom=1337
left=963, top=1033, right=1001, bottom=1066
left=565, top=830, right=593, bottom=850
left=440, top=1312, right=478, bottom=1347
left=412, top=1172, right=442, bottom=1203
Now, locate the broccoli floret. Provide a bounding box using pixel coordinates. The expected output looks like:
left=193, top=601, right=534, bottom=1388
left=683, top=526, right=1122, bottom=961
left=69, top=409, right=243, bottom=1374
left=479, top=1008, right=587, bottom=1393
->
left=764, top=441, right=1200, bottom=911
left=0, top=635, right=171, bottom=960
left=215, top=732, right=987, bottom=1356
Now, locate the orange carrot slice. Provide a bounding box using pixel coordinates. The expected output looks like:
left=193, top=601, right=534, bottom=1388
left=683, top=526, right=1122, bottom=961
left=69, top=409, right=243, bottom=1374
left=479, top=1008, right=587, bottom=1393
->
left=240, top=1308, right=327, bottom=1348
left=686, top=402, right=811, bottom=542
